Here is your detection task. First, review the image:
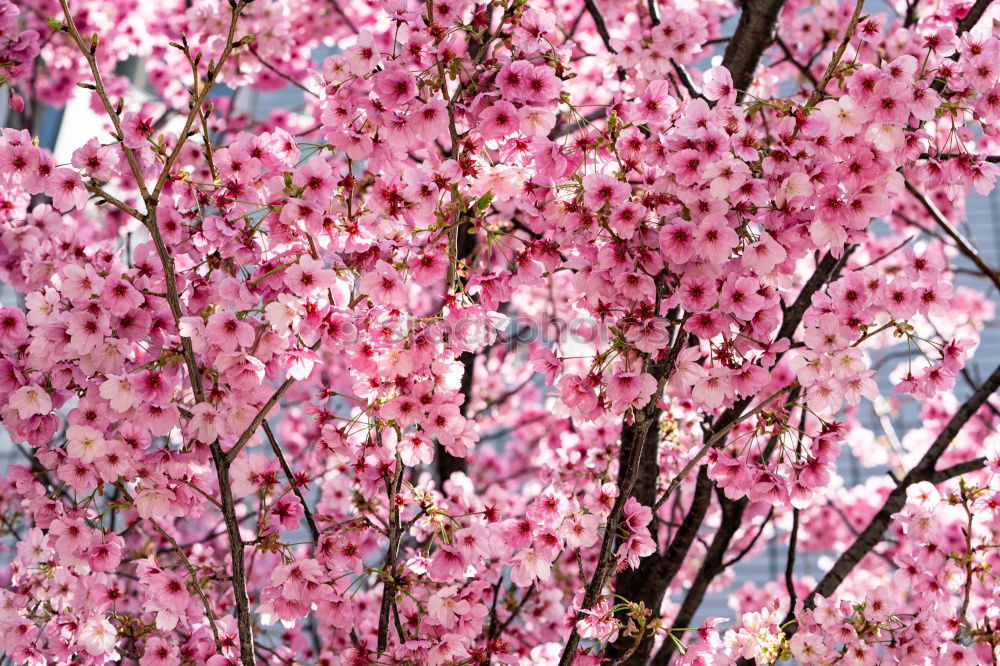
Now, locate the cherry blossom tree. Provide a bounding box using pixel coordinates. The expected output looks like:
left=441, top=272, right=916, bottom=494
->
left=0, top=0, right=999, bottom=663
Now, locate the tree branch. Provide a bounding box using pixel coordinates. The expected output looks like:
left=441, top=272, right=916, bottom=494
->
left=249, top=46, right=319, bottom=98
left=653, top=383, right=797, bottom=512
left=805, top=0, right=865, bottom=107
left=327, top=0, right=359, bottom=35
left=85, top=182, right=144, bottom=221
left=224, top=377, right=298, bottom=465
left=956, top=0, right=995, bottom=34
left=583, top=0, right=615, bottom=53
left=931, top=0, right=995, bottom=92
left=904, top=181, right=1000, bottom=292
left=377, top=453, right=405, bottom=654
left=209, top=443, right=256, bottom=666
left=261, top=421, right=319, bottom=542
left=57, top=0, right=151, bottom=202
left=784, top=507, right=800, bottom=610
left=581, top=0, right=626, bottom=81
left=57, top=4, right=257, bottom=664
left=647, top=0, right=661, bottom=25
left=557, top=367, right=677, bottom=666
left=721, top=0, right=788, bottom=100
left=721, top=507, right=774, bottom=568
left=774, top=36, right=819, bottom=86
left=651, top=491, right=748, bottom=665
left=671, top=59, right=705, bottom=100
left=150, top=3, right=246, bottom=204
left=928, top=457, right=987, bottom=484
left=117, top=484, right=223, bottom=653
left=606, top=467, right=714, bottom=665
left=918, top=153, right=1000, bottom=163
left=783, top=363, right=1000, bottom=636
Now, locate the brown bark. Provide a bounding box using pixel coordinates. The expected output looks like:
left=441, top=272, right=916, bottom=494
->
left=784, top=363, right=1000, bottom=632
left=606, top=249, right=843, bottom=664
left=721, top=0, right=788, bottom=101
left=436, top=219, right=479, bottom=482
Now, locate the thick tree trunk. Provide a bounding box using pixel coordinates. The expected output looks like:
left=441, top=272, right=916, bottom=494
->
left=721, top=0, right=787, bottom=101
left=436, top=218, right=478, bottom=482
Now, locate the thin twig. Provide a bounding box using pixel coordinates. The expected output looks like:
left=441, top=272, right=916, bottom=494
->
left=327, top=0, right=359, bottom=34
left=225, top=377, right=298, bottom=464
left=774, top=36, right=819, bottom=86
left=117, top=485, right=223, bottom=652
left=721, top=508, right=775, bottom=568
left=84, top=182, right=144, bottom=221
left=495, top=584, right=536, bottom=637
left=249, top=46, right=319, bottom=98
left=671, top=59, right=705, bottom=100
left=806, top=0, right=866, bottom=107
left=581, top=0, right=626, bottom=81
left=856, top=235, right=914, bottom=270
left=57, top=0, right=151, bottom=203
left=261, top=421, right=319, bottom=541
left=150, top=4, right=247, bottom=203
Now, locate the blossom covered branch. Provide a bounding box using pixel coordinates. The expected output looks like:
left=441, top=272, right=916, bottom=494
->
left=0, top=0, right=999, bottom=664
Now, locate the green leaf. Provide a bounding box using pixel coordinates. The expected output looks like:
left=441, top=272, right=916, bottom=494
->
left=473, top=192, right=494, bottom=214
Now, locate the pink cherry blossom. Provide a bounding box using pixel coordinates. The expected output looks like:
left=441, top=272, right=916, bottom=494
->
left=0, top=1, right=995, bottom=664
